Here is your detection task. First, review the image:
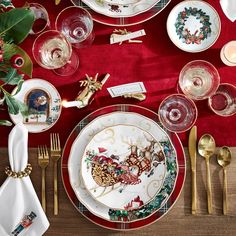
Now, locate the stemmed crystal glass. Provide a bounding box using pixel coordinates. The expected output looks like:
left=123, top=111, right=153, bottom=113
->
left=179, top=60, right=220, bottom=100
left=158, top=94, right=198, bottom=133
left=208, top=83, right=236, bottom=116
left=32, top=30, right=79, bottom=76
left=55, top=6, right=94, bottom=49
left=28, top=3, right=50, bottom=35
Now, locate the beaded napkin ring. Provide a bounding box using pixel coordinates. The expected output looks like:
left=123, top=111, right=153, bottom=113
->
left=5, top=164, right=32, bottom=178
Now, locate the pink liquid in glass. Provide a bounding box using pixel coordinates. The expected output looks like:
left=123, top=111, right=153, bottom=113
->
left=32, top=18, right=48, bottom=34
left=210, top=93, right=228, bottom=111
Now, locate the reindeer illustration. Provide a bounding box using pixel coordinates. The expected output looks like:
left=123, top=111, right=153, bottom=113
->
left=85, top=136, right=165, bottom=198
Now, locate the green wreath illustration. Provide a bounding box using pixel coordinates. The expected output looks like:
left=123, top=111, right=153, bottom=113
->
left=175, top=7, right=212, bottom=45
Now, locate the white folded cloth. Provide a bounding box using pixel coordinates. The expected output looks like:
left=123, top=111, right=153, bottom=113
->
left=220, top=0, right=236, bottom=22
left=0, top=123, right=49, bottom=236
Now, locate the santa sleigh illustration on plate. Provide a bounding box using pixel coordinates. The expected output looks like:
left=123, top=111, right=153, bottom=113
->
left=83, top=132, right=166, bottom=204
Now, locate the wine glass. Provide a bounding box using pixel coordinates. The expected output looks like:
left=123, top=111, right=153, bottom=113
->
left=208, top=83, right=236, bottom=116
left=55, top=6, right=94, bottom=49
left=28, top=3, right=50, bottom=35
left=179, top=60, right=220, bottom=100
left=32, top=30, right=79, bottom=76
left=158, top=94, right=198, bottom=133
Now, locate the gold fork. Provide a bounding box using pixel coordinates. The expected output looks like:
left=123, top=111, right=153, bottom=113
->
left=50, top=133, right=61, bottom=215
left=38, top=145, right=49, bottom=213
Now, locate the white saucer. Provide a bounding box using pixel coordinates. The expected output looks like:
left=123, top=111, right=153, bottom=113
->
left=167, top=0, right=221, bottom=53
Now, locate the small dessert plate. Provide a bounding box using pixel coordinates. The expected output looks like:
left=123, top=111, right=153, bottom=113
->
left=9, top=79, right=62, bottom=133
left=167, top=0, right=221, bottom=53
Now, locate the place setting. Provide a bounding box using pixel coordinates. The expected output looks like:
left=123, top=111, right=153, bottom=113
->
left=62, top=104, right=185, bottom=230
left=0, top=0, right=236, bottom=235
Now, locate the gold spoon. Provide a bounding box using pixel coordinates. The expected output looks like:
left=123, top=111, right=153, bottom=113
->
left=198, top=134, right=216, bottom=214
left=217, top=146, right=231, bottom=215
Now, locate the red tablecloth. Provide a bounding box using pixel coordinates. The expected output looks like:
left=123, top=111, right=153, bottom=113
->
left=0, top=0, right=235, bottom=147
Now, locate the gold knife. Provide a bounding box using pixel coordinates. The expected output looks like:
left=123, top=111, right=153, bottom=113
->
left=188, top=126, right=197, bottom=215
left=55, top=0, right=61, bottom=5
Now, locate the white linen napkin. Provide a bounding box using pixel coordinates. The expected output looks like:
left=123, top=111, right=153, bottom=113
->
left=220, top=0, right=236, bottom=22
left=0, top=123, right=49, bottom=236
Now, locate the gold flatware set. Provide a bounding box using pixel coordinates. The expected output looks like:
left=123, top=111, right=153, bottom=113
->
left=38, top=133, right=61, bottom=215
left=188, top=126, right=232, bottom=215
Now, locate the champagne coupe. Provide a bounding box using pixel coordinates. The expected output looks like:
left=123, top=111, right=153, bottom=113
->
left=32, top=30, right=79, bottom=76
left=179, top=60, right=220, bottom=100
left=208, top=83, right=236, bottom=116
left=158, top=94, right=198, bottom=133
left=55, top=6, right=94, bottom=49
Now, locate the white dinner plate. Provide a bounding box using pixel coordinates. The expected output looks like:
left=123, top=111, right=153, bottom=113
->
left=105, top=0, right=141, bottom=5
left=81, top=0, right=161, bottom=18
left=68, top=111, right=178, bottom=222
left=81, top=124, right=167, bottom=211
left=71, top=0, right=171, bottom=27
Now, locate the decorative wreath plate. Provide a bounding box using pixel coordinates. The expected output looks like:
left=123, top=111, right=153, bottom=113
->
left=167, top=0, right=221, bottom=53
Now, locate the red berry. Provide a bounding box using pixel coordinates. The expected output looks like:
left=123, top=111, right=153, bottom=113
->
left=10, top=55, right=24, bottom=68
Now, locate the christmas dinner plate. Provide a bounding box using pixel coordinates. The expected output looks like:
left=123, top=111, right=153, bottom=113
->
left=9, top=79, right=62, bottom=133
left=80, top=124, right=167, bottom=211
left=81, top=0, right=161, bottom=18
left=167, top=0, right=221, bottom=53
left=62, top=104, right=185, bottom=230
left=71, top=0, right=171, bottom=26
left=68, top=111, right=177, bottom=222
left=104, top=0, right=141, bottom=5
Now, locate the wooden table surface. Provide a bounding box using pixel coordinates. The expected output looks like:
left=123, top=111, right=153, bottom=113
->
left=1, top=147, right=236, bottom=236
